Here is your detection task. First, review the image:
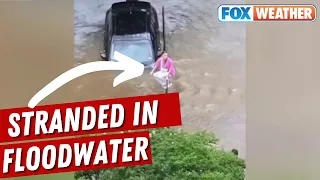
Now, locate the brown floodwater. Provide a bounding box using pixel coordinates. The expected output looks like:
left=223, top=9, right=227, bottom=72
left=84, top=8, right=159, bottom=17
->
left=74, top=0, right=246, bottom=158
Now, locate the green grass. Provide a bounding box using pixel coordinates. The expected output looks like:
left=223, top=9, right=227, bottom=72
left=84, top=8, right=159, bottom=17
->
left=4, top=172, right=74, bottom=180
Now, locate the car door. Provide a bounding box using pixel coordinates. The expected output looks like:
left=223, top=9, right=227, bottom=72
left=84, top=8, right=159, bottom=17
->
left=104, top=9, right=112, bottom=59
left=149, top=7, right=158, bottom=54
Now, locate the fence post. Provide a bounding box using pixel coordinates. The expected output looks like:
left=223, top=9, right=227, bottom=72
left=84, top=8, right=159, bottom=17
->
left=165, top=78, right=169, bottom=94
left=165, top=78, right=169, bottom=129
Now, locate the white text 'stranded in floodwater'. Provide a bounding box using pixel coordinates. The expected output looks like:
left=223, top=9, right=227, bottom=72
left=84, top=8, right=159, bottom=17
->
left=7, top=100, right=158, bottom=137
left=2, top=137, right=149, bottom=173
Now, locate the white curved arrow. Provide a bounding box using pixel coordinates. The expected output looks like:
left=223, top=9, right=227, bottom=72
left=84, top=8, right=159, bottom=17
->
left=28, top=51, right=144, bottom=108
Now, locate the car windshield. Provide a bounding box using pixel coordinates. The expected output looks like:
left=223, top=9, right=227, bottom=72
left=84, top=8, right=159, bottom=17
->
left=110, top=39, right=154, bottom=65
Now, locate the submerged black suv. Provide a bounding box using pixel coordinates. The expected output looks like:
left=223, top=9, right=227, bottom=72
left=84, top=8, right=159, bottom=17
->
left=100, top=0, right=166, bottom=66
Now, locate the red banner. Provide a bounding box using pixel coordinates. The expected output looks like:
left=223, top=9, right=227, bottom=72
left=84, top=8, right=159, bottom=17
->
left=0, top=131, right=151, bottom=178
left=0, top=93, right=181, bottom=143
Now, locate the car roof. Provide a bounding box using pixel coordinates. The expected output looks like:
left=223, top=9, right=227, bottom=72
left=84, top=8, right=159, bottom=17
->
left=108, top=1, right=158, bottom=36
left=111, top=1, right=152, bottom=14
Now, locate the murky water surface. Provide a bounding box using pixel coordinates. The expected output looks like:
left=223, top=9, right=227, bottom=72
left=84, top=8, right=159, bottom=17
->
left=74, top=0, right=246, bottom=158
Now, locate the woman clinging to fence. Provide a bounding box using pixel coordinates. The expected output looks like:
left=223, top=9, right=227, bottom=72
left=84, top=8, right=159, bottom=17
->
left=150, top=51, right=176, bottom=89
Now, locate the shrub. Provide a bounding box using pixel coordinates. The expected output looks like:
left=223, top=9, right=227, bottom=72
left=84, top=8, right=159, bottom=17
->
left=75, top=128, right=245, bottom=180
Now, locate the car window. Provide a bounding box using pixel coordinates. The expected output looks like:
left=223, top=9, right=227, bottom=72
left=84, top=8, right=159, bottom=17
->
left=115, top=12, right=147, bottom=35
left=110, top=40, right=154, bottom=65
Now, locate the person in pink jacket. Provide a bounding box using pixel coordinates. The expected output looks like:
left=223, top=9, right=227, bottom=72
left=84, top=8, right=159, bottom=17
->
left=150, top=52, right=176, bottom=89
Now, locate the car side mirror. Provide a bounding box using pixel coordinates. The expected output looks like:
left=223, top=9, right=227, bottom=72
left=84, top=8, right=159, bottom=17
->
left=157, top=51, right=164, bottom=58
left=100, top=51, right=107, bottom=60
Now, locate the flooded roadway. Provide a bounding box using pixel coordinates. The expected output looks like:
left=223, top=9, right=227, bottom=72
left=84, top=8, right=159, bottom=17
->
left=74, top=0, right=246, bottom=158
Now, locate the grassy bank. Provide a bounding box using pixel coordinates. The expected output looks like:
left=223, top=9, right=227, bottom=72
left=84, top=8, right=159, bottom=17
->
left=6, top=128, right=245, bottom=180
left=75, top=128, right=245, bottom=180
left=4, top=173, right=74, bottom=180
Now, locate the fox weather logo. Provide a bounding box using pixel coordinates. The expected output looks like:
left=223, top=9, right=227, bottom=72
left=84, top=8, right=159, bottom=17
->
left=218, top=5, right=253, bottom=22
